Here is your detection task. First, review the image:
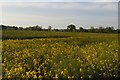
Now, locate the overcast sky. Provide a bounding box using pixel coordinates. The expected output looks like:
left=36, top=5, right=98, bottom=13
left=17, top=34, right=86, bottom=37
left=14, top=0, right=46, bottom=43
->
left=0, top=0, right=119, bottom=29
left=0, top=0, right=119, bottom=2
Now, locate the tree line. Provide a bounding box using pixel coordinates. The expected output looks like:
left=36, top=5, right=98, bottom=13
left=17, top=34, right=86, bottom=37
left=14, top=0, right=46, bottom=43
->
left=0, top=24, right=120, bottom=33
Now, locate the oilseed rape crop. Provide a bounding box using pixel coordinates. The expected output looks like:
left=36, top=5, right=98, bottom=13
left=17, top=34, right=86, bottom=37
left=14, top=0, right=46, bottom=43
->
left=2, top=31, right=119, bottom=79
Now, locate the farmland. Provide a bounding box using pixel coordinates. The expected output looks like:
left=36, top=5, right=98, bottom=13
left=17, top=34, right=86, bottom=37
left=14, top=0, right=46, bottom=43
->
left=2, top=30, right=119, bottom=79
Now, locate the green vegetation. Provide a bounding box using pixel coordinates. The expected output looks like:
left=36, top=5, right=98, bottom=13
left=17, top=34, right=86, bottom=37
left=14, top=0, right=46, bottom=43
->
left=2, top=30, right=118, bottom=40
left=2, top=30, right=119, bottom=79
left=1, top=24, right=120, bottom=33
left=2, top=30, right=70, bottom=40
left=0, top=39, right=2, bottom=79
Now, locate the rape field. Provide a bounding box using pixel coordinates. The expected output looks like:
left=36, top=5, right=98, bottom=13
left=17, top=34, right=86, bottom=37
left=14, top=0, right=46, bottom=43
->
left=2, top=30, right=119, bottom=79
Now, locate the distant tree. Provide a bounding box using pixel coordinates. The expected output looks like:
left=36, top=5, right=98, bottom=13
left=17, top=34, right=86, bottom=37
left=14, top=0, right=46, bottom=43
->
left=0, top=25, right=1, bottom=30
left=1, top=25, right=7, bottom=30
left=89, top=26, right=95, bottom=32
left=116, top=29, right=120, bottom=33
left=98, top=26, right=105, bottom=33
left=13, top=26, right=18, bottom=30
left=84, top=29, right=88, bottom=32
left=53, top=28, right=60, bottom=31
left=79, top=27, right=84, bottom=32
left=48, top=26, right=52, bottom=31
left=34, top=25, right=42, bottom=31
left=27, top=25, right=42, bottom=31
left=67, top=24, right=76, bottom=32
left=105, top=27, right=114, bottom=33
left=18, top=27, right=23, bottom=30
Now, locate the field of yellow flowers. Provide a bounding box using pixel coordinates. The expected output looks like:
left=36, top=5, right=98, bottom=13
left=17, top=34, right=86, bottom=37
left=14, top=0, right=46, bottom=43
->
left=2, top=31, right=119, bottom=79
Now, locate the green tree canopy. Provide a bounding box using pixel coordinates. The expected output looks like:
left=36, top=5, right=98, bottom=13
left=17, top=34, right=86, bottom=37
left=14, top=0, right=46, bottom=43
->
left=67, top=24, right=76, bottom=32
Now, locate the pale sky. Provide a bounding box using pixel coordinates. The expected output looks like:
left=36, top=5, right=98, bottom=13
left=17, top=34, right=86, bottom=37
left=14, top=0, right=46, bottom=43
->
left=0, top=0, right=119, bottom=29
left=0, top=0, right=119, bottom=2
